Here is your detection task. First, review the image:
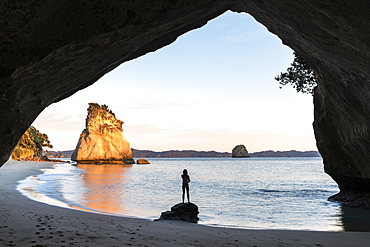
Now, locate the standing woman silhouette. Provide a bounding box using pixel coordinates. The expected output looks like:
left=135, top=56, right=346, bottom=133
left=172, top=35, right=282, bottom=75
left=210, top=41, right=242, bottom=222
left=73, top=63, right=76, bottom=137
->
left=181, top=169, right=191, bottom=203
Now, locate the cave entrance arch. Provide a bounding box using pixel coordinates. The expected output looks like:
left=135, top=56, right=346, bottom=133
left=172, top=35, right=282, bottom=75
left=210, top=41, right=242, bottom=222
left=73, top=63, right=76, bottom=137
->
left=31, top=13, right=341, bottom=230
left=34, top=11, right=317, bottom=154
left=31, top=12, right=339, bottom=230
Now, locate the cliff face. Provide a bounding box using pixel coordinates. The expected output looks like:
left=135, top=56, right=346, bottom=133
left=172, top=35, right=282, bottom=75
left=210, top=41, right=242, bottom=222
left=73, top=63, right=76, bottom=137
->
left=1, top=1, right=370, bottom=204
left=11, top=126, right=52, bottom=160
left=71, top=104, right=132, bottom=163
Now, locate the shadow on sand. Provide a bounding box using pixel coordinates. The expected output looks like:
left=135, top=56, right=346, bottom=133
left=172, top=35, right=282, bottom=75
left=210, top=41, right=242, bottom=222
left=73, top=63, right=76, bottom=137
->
left=340, top=205, right=370, bottom=232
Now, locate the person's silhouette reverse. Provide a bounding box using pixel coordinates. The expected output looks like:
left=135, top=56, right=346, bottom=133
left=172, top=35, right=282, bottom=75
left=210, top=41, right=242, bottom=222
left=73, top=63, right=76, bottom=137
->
left=181, top=169, right=191, bottom=203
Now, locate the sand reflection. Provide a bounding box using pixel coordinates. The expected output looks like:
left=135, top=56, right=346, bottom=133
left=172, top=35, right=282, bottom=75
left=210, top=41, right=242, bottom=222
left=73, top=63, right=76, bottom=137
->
left=77, top=164, right=132, bottom=215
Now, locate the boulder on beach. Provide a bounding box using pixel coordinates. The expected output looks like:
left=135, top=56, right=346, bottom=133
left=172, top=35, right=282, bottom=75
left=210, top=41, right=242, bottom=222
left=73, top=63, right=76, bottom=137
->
left=71, top=103, right=132, bottom=164
left=232, top=144, right=250, bottom=158
left=156, top=202, right=199, bottom=223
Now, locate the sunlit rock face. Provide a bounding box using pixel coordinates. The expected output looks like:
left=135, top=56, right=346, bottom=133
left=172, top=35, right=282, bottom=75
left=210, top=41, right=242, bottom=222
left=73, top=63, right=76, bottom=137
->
left=71, top=103, right=132, bottom=164
left=11, top=148, right=34, bottom=160
left=1, top=1, right=370, bottom=204
left=137, top=158, right=150, bottom=164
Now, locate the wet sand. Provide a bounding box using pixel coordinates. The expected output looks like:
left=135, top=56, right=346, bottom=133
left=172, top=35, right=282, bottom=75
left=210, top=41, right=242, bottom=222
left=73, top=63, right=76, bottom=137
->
left=1, top=160, right=370, bottom=247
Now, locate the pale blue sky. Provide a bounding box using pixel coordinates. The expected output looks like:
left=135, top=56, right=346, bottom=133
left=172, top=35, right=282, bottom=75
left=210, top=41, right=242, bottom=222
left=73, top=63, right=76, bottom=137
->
left=33, top=11, right=316, bottom=153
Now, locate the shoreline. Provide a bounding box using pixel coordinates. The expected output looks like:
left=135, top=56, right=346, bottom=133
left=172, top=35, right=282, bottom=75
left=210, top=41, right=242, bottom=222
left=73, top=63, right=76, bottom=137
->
left=1, top=161, right=370, bottom=246
left=17, top=157, right=336, bottom=232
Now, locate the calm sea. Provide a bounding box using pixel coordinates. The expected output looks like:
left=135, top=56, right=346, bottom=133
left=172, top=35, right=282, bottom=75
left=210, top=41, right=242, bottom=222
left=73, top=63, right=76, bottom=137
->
left=17, top=157, right=370, bottom=231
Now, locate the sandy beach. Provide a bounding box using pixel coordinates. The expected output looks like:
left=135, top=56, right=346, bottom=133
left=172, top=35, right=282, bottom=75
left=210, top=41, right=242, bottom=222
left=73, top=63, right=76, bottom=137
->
left=1, top=161, right=370, bottom=246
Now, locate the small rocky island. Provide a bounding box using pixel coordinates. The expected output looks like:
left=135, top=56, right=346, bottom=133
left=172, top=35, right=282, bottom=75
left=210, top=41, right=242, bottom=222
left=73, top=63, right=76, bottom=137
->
left=71, top=103, right=134, bottom=164
left=232, top=144, right=250, bottom=158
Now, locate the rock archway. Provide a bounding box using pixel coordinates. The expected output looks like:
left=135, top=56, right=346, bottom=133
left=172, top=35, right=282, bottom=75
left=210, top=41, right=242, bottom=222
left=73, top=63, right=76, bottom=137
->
left=1, top=1, right=370, bottom=204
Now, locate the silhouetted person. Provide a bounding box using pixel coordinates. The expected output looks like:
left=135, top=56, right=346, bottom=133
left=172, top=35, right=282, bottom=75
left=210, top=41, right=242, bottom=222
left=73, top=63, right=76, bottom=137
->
left=181, top=169, right=190, bottom=203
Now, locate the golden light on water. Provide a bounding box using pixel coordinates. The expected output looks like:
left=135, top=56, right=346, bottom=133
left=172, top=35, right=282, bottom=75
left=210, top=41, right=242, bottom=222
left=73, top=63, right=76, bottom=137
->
left=77, top=164, right=132, bottom=215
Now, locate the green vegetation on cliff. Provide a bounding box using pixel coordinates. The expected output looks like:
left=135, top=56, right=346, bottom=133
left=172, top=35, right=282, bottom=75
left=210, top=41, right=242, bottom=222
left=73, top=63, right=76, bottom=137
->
left=89, top=102, right=115, bottom=116
left=12, top=126, right=53, bottom=160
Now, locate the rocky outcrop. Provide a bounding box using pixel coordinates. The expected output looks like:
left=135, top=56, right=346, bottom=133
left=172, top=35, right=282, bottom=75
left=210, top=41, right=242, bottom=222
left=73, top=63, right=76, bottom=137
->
left=71, top=103, right=132, bottom=164
left=11, top=148, right=34, bottom=160
left=11, top=126, right=52, bottom=160
left=157, top=203, right=199, bottom=223
left=232, top=145, right=250, bottom=158
left=1, top=1, right=370, bottom=206
left=328, top=191, right=370, bottom=209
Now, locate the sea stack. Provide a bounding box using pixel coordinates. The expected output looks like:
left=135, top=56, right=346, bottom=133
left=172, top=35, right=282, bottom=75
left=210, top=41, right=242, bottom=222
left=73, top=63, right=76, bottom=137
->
left=71, top=103, right=133, bottom=164
left=232, top=144, right=250, bottom=158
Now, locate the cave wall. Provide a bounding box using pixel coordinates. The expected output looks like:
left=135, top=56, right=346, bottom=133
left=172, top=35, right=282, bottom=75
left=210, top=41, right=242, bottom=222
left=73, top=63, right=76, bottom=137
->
left=1, top=1, right=370, bottom=198
left=0, top=0, right=230, bottom=165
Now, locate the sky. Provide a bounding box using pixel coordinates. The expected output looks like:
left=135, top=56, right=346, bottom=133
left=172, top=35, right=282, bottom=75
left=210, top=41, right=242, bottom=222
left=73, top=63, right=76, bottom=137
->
left=33, top=11, right=317, bottom=153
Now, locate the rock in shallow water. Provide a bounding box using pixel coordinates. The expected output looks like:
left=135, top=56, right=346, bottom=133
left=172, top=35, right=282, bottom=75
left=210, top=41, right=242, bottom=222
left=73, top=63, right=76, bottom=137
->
left=137, top=158, right=150, bottom=164
left=156, top=203, right=199, bottom=223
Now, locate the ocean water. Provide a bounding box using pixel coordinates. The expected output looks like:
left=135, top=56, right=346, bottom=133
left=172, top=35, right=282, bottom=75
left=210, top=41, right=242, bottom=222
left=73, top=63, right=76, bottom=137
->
left=17, top=157, right=370, bottom=231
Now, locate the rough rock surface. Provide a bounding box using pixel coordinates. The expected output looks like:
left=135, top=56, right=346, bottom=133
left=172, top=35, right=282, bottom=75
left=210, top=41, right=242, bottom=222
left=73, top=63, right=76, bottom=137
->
left=157, top=203, right=199, bottom=223
left=71, top=103, right=132, bottom=164
left=1, top=1, right=370, bottom=205
left=232, top=144, right=250, bottom=158
left=157, top=211, right=182, bottom=221
left=329, top=191, right=370, bottom=209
